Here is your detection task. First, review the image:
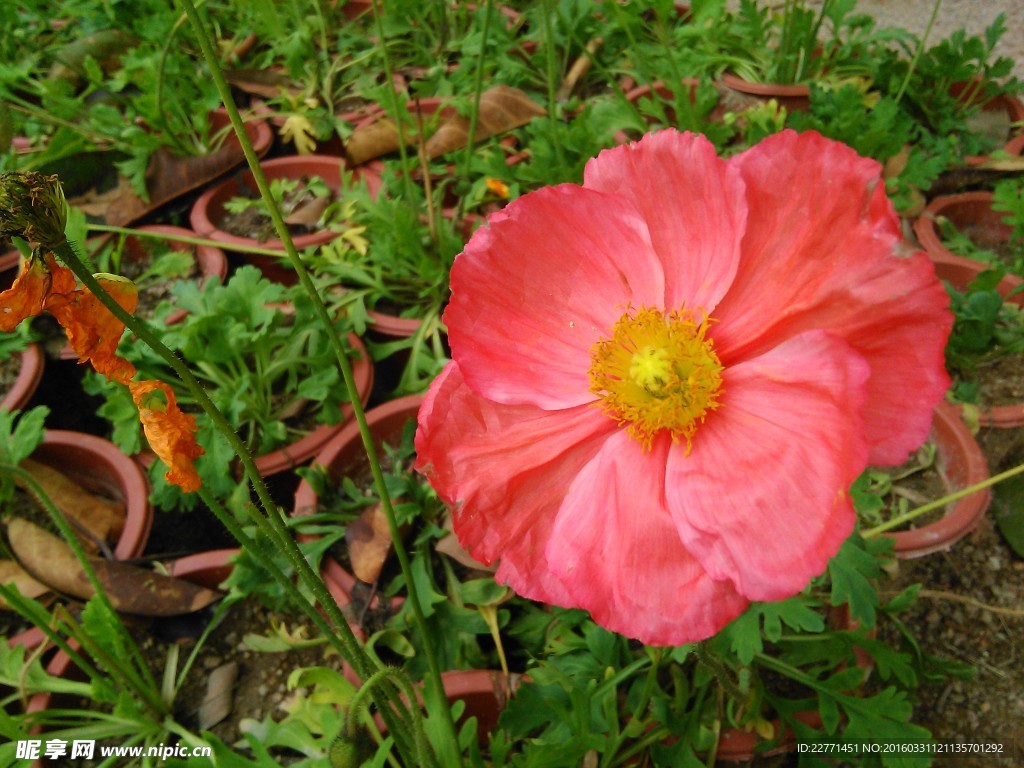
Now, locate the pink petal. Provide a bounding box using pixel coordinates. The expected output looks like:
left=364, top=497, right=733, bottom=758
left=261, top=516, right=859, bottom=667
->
left=545, top=430, right=750, bottom=645
left=415, top=362, right=617, bottom=606
left=712, top=130, right=951, bottom=465
left=583, top=130, right=747, bottom=312
left=666, top=330, right=869, bottom=602
left=445, top=184, right=665, bottom=410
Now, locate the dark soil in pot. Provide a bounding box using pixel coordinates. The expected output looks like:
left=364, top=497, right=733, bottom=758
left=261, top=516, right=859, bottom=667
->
left=960, top=353, right=1024, bottom=408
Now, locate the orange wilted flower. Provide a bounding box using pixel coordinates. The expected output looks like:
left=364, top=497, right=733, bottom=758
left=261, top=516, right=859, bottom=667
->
left=129, top=381, right=203, bottom=493
left=0, top=249, right=203, bottom=491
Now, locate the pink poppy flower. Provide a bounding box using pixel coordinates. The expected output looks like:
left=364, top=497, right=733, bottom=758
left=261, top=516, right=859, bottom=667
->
left=415, top=129, right=951, bottom=646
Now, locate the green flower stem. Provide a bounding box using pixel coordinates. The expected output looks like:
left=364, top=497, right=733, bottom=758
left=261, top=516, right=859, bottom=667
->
left=457, top=0, right=493, bottom=188
left=183, top=3, right=456, bottom=761
left=895, top=0, right=942, bottom=105
left=0, top=464, right=164, bottom=714
left=194, top=486, right=423, bottom=759
left=52, top=238, right=428, bottom=756
left=862, top=459, right=1024, bottom=537
left=695, top=641, right=745, bottom=704
left=86, top=223, right=299, bottom=259
left=345, top=667, right=430, bottom=765
left=369, top=0, right=417, bottom=205
left=0, top=584, right=105, bottom=694
left=540, top=0, right=567, bottom=170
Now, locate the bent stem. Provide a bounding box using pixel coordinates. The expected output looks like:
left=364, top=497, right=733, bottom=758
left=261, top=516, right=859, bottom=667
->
left=862, top=459, right=1024, bottom=537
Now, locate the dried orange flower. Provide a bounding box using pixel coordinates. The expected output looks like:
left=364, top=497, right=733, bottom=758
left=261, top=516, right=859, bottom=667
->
left=0, top=249, right=204, bottom=491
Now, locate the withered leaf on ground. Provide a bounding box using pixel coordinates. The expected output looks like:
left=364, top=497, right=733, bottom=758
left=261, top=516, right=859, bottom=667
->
left=346, top=86, right=545, bottom=165
left=198, top=662, right=238, bottom=730
left=0, top=559, right=50, bottom=609
left=345, top=118, right=406, bottom=166
left=100, top=141, right=249, bottom=227
left=346, top=502, right=394, bottom=584
left=225, top=68, right=299, bottom=100
left=424, top=86, right=546, bottom=159
left=18, top=458, right=125, bottom=551
left=283, top=195, right=331, bottom=227
left=6, top=519, right=223, bottom=616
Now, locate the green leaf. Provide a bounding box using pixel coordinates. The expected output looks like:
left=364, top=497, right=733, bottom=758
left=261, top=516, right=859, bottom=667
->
left=992, top=473, right=1024, bottom=558
left=828, top=534, right=882, bottom=627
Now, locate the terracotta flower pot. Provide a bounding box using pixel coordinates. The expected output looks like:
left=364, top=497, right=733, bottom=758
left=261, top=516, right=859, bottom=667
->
left=720, top=72, right=811, bottom=113
left=293, top=394, right=423, bottom=606
left=913, top=191, right=1016, bottom=273
left=0, top=343, right=45, bottom=413
left=947, top=80, right=1024, bottom=165
left=929, top=257, right=1024, bottom=428
left=188, top=155, right=382, bottom=284
left=7, top=430, right=152, bottom=651
left=623, top=78, right=729, bottom=133
left=882, top=401, right=991, bottom=558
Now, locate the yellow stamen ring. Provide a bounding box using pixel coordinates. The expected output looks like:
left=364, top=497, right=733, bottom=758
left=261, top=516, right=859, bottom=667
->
left=588, top=306, right=724, bottom=451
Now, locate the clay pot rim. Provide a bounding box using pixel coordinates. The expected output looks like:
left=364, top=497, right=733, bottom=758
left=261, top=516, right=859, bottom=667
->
left=924, top=251, right=1024, bottom=428
left=1, top=343, right=45, bottom=413
left=7, top=430, right=152, bottom=652
left=883, top=401, right=991, bottom=558
left=365, top=308, right=424, bottom=338
left=208, top=106, right=273, bottom=159
left=720, top=71, right=811, bottom=97
left=912, top=190, right=1001, bottom=265
left=293, top=394, right=424, bottom=607
left=188, top=155, right=380, bottom=252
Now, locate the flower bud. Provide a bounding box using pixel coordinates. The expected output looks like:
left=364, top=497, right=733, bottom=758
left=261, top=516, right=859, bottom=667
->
left=0, top=172, right=68, bottom=248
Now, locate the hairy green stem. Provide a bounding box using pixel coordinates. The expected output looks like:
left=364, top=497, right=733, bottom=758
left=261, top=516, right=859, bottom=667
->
left=894, top=0, right=942, bottom=105
left=369, top=0, right=418, bottom=205
left=86, top=223, right=289, bottom=258
left=863, top=459, right=1024, bottom=537
left=458, top=0, right=493, bottom=185
left=177, top=2, right=457, bottom=761
left=540, top=0, right=567, bottom=169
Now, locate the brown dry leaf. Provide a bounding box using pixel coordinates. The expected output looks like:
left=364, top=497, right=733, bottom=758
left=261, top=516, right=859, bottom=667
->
left=882, top=146, right=910, bottom=180
left=102, top=142, right=249, bottom=227
left=68, top=176, right=138, bottom=219
left=198, top=662, right=238, bottom=729
left=7, top=519, right=223, bottom=616
left=18, top=459, right=125, bottom=550
left=346, top=502, right=393, bottom=584
left=225, top=68, right=298, bottom=99
left=979, top=156, right=1024, bottom=172
left=424, top=86, right=546, bottom=159
left=434, top=512, right=496, bottom=573
left=0, top=559, right=49, bottom=609
left=284, top=195, right=331, bottom=227
left=346, top=118, right=405, bottom=166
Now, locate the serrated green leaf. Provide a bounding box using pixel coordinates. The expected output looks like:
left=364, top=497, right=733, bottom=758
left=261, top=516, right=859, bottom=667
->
left=828, top=535, right=881, bottom=627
